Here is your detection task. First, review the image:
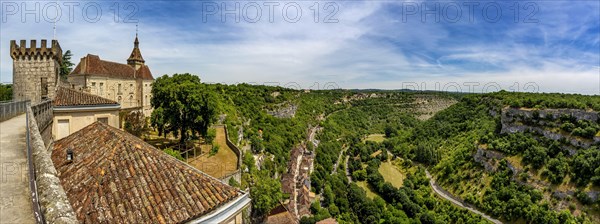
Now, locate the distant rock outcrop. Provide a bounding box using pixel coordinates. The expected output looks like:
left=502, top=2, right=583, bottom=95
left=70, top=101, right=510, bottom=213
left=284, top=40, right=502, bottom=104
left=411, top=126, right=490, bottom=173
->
left=267, top=103, right=298, bottom=118
left=501, top=108, right=600, bottom=149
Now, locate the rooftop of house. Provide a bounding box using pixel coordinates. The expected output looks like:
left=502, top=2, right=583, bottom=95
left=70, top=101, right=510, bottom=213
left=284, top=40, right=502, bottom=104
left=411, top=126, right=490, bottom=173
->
left=51, top=122, right=241, bottom=223
left=266, top=203, right=297, bottom=224
left=316, top=218, right=338, bottom=224
left=54, top=87, right=119, bottom=107
left=70, top=54, right=154, bottom=80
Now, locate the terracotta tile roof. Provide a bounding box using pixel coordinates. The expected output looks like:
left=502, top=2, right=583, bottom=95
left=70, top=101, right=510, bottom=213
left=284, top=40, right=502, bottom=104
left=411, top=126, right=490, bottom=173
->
left=266, top=204, right=297, bottom=224
left=71, top=54, right=154, bottom=80
left=54, top=87, right=118, bottom=107
left=316, top=218, right=338, bottom=224
left=51, top=122, right=240, bottom=224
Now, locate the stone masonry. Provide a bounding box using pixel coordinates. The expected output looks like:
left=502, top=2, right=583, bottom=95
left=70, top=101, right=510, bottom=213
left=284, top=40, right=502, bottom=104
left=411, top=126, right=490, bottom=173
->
left=10, top=40, right=62, bottom=104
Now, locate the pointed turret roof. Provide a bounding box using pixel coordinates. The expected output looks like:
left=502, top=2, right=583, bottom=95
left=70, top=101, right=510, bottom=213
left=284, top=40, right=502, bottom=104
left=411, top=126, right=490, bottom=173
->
left=127, top=34, right=145, bottom=64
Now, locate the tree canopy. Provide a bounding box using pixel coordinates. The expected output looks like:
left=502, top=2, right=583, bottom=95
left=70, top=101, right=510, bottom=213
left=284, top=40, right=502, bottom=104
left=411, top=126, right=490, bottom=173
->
left=60, top=50, right=74, bottom=79
left=150, top=73, right=218, bottom=143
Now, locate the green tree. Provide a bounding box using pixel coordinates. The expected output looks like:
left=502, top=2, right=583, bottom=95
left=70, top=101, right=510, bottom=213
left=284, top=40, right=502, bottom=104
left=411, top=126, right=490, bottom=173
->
left=205, top=128, right=216, bottom=144
left=151, top=74, right=218, bottom=144
left=543, top=153, right=568, bottom=184
left=124, top=111, right=147, bottom=137
left=60, top=50, right=74, bottom=79
left=0, top=84, right=12, bottom=101
left=250, top=171, right=283, bottom=219
left=523, top=146, right=548, bottom=169
left=384, top=125, right=396, bottom=138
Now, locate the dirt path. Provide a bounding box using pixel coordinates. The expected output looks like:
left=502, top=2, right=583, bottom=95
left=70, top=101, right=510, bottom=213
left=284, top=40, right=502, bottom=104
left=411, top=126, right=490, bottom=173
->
left=345, top=155, right=352, bottom=182
left=425, top=170, right=502, bottom=224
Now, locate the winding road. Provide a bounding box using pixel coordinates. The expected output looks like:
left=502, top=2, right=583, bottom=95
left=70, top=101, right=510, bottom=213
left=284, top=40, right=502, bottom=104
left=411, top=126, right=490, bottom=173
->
left=425, top=170, right=502, bottom=224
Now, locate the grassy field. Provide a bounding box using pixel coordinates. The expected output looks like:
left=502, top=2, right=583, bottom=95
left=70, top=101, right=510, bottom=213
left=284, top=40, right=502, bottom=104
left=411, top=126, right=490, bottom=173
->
left=188, top=126, right=238, bottom=178
left=379, top=161, right=405, bottom=188
left=356, top=181, right=380, bottom=199
left=363, top=134, right=386, bottom=143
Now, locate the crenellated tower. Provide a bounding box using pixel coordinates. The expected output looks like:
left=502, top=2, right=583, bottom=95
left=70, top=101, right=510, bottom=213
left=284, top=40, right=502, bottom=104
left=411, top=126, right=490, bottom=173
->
left=10, top=40, right=62, bottom=104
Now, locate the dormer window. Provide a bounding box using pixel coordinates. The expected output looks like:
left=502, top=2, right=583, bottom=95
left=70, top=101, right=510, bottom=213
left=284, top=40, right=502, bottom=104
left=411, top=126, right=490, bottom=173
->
left=66, top=148, right=74, bottom=162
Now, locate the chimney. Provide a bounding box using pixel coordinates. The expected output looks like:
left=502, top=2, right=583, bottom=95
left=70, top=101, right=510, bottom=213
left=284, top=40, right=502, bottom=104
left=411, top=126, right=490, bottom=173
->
left=80, top=56, right=87, bottom=73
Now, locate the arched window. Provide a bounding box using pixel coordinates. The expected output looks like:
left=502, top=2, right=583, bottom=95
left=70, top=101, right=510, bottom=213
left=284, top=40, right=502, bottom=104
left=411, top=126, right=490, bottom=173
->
left=117, top=96, right=122, bottom=104
left=129, top=95, right=134, bottom=107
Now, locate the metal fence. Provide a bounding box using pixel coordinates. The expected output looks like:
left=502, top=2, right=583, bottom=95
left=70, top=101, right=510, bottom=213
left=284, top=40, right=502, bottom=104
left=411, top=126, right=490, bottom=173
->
left=0, top=100, right=29, bottom=121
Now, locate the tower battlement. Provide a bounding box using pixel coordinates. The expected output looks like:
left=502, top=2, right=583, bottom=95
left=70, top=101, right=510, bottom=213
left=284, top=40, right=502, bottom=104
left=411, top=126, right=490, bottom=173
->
left=10, top=40, right=62, bottom=63
left=10, top=39, right=62, bottom=103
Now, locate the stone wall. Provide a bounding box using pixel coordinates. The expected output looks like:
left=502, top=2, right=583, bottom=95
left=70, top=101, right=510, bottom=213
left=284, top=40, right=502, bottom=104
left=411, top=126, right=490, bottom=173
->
left=219, top=124, right=242, bottom=184
left=27, top=106, right=78, bottom=224
left=11, top=40, right=62, bottom=104
left=0, top=100, right=28, bottom=121
left=31, top=100, right=53, bottom=147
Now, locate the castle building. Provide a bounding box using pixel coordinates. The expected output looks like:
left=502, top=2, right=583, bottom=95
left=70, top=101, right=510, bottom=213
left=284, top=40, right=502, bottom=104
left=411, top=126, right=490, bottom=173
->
left=67, top=35, right=154, bottom=116
left=10, top=40, right=62, bottom=104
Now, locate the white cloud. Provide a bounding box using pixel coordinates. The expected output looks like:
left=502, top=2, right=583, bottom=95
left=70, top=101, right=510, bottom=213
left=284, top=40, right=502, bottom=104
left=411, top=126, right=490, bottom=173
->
left=1, top=0, right=598, bottom=95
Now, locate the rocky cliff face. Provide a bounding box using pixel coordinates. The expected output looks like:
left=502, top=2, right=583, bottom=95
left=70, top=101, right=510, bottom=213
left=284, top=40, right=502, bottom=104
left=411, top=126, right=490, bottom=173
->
left=501, top=108, right=600, bottom=149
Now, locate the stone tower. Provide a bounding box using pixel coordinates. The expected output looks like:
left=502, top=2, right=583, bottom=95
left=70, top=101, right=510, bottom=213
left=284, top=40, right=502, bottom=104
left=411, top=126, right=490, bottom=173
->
left=10, top=40, right=62, bottom=104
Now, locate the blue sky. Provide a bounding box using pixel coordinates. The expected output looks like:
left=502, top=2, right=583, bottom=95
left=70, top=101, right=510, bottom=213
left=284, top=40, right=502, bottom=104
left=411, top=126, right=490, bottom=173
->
left=1, top=0, right=599, bottom=94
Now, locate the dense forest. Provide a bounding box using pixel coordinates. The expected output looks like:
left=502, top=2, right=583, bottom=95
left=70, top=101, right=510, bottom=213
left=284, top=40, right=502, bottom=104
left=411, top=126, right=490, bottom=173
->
left=149, top=79, right=600, bottom=223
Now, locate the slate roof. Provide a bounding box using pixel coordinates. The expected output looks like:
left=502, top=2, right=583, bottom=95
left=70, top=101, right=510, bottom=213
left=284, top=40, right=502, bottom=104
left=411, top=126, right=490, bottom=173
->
left=71, top=54, right=154, bottom=80
left=51, top=122, right=240, bottom=223
left=54, top=87, right=118, bottom=107
left=127, top=36, right=145, bottom=63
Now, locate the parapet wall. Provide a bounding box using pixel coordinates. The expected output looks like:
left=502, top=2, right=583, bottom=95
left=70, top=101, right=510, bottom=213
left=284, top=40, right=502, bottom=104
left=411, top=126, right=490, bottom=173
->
left=26, top=105, right=78, bottom=224
left=10, top=40, right=62, bottom=62
left=10, top=40, right=62, bottom=104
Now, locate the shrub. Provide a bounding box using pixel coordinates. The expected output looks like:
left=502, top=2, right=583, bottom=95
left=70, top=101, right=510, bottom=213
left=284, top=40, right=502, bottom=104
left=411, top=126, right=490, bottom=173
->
left=163, top=148, right=184, bottom=161
left=210, top=144, right=220, bottom=156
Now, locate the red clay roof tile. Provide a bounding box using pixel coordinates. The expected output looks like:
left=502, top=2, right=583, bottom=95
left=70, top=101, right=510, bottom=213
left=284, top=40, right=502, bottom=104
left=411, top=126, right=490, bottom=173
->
left=52, top=122, right=240, bottom=224
left=54, top=87, right=118, bottom=107
left=71, top=54, right=154, bottom=80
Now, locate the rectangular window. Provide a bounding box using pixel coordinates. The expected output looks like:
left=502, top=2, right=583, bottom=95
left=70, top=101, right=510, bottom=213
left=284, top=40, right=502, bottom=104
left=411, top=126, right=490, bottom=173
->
left=40, top=77, right=48, bottom=99
left=129, top=84, right=134, bottom=94
left=118, top=83, right=122, bottom=95
left=99, top=83, right=104, bottom=95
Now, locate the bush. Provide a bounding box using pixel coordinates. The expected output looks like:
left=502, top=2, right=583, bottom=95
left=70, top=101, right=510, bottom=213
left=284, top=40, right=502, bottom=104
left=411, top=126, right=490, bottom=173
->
left=206, top=128, right=216, bottom=144
left=163, top=148, right=184, bottom=161
left=543, top=154, right=568, bottom=184
left=523, top=146, right=548, bottom=169
left=228, top=177, right=240, bottom=187
left=210, top=144, right=220, bottom=156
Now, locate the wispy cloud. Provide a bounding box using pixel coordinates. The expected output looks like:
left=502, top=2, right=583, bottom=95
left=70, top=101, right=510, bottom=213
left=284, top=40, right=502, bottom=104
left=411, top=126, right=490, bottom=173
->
left=1, top=0, right=598, bottom=94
